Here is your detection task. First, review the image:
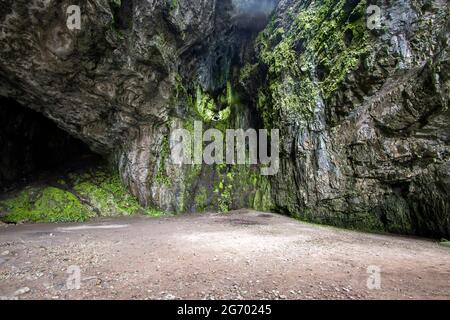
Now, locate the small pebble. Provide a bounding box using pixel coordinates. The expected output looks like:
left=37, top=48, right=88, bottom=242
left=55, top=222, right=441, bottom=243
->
left=14, top=287, right=30, bottom=296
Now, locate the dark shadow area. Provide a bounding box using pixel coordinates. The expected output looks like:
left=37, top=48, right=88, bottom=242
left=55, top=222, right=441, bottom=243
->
left=0, top=97, right=100, bottom=193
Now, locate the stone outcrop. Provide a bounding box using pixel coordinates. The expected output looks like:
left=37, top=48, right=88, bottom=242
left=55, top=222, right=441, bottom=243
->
left=0, top=0, right=274, bottom=214
left=0, top=0, right=448, bottom=237
left=243, top=0, right=449, bottom=237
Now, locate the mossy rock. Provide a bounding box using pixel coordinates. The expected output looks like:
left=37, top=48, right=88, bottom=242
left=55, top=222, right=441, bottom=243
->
left=0, top=166, right=167, bottom=223
left=74, top=182, right=122, bottom=217
left=256, top=0, right=370, bottom=124
left=440, top=241, right=450, bottom=248
left=0, top=187, right=95, bottom=223
left=72, top=168, right=166, bottom=217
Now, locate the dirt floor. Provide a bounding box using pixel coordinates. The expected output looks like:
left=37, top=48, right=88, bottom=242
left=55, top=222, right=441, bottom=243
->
left=0, top=210, right=449, bottom=300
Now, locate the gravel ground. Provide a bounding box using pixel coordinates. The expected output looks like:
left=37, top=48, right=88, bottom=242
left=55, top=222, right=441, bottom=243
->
left=0, top=210, right=449, bottom=300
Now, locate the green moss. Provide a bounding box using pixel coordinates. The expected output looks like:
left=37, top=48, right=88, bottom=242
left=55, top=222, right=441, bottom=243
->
left=256, top=0, right=370, bottom=123
left=74, top=167, right=165, bottom=217
left=171, top=163, right=203, bottom=213
left=99, top=177, right=140, bottom=214
left=170, top=0, right=179, bottom=12
left=0, top=188, right=36, bottom=222
left=344, top=212, right=385, bottom=233
left=0, top=165, right=167, bottom=224
left=194, top=86, right=233, bottom=123
left=174, top=74, right=193, bottom=106
left=189, top=83, right=236, bottom=125
left=252, top=176, right=273, bottom=212
left=150, top=34, right=177, bottom=66
left=1, top=187, right=95, bottom=223
left=226, top=81, right=239, bottom=107
left=194, top=187, right=209, bottom=212
left=143, top=207, right=167, bottom=217
left=75, top=181, right=128, bottom=216
left=213, top=164, right=233, bottom=213
left=239, top=63, right=258, bottom=84
left=155, top=137, right=172, bottom=187
left=440, top=241, right=450, bottom=248
left=195, top=86, right=216, bottom=121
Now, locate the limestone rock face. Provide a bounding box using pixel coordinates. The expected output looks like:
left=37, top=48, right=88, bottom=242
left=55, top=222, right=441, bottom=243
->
left=0, top=0, right=215, bottom=154
left=245, top=0, right=449, bottom=237
left=0, top=0, right=274, bottom=213
left=0, top=0, right=448, bottom=237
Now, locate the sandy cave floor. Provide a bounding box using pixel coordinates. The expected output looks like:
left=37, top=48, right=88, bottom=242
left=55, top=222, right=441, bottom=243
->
left=0, top=210, right=449, bottom=300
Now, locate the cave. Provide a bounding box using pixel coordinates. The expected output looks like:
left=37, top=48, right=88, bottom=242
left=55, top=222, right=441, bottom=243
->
left=0, top=0, right=448, bottom=302
left=0, top=97, right=99, bottom=193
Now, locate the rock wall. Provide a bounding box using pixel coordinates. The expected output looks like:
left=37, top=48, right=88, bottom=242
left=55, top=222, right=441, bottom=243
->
left=0, top=0, right=448, bottom=237
left=0, top=0, right=274, bottom=214
left=242, top=0, right=449, bottom=237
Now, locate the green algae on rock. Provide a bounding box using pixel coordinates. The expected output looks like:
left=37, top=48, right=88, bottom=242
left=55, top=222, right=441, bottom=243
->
left=0, top=187, right=95, bottom=223
left=0, top=166, right=165, bottom=223
left=0, top=0, right=448, bottom=238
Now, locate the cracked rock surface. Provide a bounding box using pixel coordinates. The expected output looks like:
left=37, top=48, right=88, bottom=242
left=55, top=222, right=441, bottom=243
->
left=0, top=0, right=448, bottom=237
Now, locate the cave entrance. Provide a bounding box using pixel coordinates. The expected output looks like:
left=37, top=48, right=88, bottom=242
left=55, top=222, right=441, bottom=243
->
left=0, top=97, right=100, bottom=193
